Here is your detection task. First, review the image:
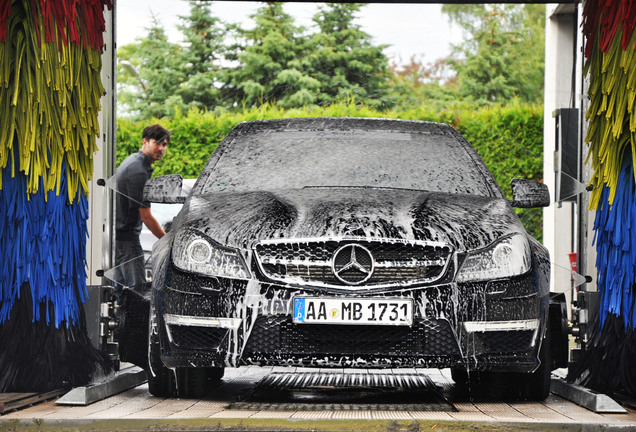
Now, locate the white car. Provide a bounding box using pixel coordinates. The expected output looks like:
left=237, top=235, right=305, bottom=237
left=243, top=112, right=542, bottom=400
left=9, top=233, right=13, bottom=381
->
left=140, top=179, right=195, bottom=281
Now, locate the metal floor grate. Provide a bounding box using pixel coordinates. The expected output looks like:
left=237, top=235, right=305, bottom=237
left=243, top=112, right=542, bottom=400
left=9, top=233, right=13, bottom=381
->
left=229, top=371, right=456, bottom=411
left=0, top=389, right=67, bottom=415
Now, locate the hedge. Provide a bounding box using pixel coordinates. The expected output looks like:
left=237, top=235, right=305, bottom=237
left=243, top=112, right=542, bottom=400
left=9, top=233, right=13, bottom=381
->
left=116, top=102, right=543, bottom=240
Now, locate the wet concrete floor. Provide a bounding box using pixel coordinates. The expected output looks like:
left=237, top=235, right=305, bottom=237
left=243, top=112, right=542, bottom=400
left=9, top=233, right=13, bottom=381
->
left=2, top=366, right=636, bottom=431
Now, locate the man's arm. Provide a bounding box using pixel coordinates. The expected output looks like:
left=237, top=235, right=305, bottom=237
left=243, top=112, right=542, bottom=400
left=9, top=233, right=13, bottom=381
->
left=139, top=207, right=166, bottom=239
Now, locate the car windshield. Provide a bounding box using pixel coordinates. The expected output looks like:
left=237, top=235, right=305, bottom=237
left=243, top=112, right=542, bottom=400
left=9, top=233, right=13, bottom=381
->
left=198, top=126, right=500, bottom=197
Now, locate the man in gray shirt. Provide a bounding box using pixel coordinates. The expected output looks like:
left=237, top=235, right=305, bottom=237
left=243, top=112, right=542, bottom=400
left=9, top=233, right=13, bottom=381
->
left=115, top=124, right=170, bottom=290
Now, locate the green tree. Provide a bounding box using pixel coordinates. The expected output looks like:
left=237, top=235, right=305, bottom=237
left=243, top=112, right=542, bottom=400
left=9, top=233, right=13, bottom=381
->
left=116, top=43, right=144, bottom=117
left=442, top=4, right=545, bottom=104
left=227, top=2, right=320, bottom=108
left=176, top=1, right=226, bottom=111
left=308, top=3, right=391, bottom=108
left=387, top=56, right=459, bottom=111
left=117, top=14, right=184, bottom=118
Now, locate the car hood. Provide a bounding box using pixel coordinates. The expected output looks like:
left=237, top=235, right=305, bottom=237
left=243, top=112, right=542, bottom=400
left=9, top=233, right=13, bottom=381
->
left=175, top=188, right=525, bottom=252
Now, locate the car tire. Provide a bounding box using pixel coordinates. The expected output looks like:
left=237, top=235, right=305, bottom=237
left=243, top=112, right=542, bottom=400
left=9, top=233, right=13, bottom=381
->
left=174, top=368, right=209, bottom=399
left=523, top=324, right=552, bottom=401
left=451, top=366, right=470, bottom=386
left=549, top=293, right=569, bottom=369
left=174, top=367, right=224, bottom=399
left=147, top=340, right=224, bottom=398
left=458, top=324, right=552, bottom=401
left=207, top=366, right=225, bottom=382
left=489, top=325, right=552, bottom=401
left=147, top=338, right=177, bottom=398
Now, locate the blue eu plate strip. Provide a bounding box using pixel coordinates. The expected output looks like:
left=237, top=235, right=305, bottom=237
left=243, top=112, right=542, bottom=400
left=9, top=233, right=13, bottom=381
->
left=294, top=298, right=305, bottom=323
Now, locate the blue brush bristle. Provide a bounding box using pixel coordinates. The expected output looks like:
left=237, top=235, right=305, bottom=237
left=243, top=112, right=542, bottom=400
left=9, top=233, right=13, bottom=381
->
left=593, top=158, right=636, bottom=331
left=0, top=156, right=88, bottom=329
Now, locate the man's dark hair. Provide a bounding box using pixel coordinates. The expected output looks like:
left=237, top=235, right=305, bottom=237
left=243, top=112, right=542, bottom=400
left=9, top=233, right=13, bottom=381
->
left=142, top=124, right=170, bottom=144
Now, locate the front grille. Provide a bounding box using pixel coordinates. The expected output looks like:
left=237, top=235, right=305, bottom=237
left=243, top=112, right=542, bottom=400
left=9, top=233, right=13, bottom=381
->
left=254, top=238, right=452, bottom=289
left=168, top=325, right=229, bottom=350
left=243, top=316, right=461, bottom=357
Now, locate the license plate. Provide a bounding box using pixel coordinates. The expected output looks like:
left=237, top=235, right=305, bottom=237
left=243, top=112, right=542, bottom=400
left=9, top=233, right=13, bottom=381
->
left=292, top=297, right=413, bottom=326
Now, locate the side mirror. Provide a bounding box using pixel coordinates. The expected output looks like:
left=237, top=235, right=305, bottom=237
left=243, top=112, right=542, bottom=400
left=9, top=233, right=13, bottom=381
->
left=143, top=174, right=187, bottom=203
left=510, top=178, right=550, bottom=208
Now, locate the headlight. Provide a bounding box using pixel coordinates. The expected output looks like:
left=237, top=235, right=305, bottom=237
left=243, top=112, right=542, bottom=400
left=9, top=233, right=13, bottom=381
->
left=172, top=229, right=251, bottom=279
left=456, top=234, right=531, bottom=282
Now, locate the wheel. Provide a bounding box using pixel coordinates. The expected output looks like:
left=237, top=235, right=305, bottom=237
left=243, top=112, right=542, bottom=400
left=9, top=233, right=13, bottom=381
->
left=174, top=368, right=209, bottom=399
left=489, top=326, right=552, bottom=401
left=451, top=366, right=469, bottom=386
left=524, top=325, right=552, bottom=401
left=174, top=367, right=224, bottom=398
left=207, top=366, right=225, bottom=382
left=147, top=337, right=177, bottom=397
left=451, top=367, right=489, bottom=391
left=146, top=302, right=224, bottom=398
left=549, top=293, right=569, bottom=369
left=147, top=339, right=224, bottom=398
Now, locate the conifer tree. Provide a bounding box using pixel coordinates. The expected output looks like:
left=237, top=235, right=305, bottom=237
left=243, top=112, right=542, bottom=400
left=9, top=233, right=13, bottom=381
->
left=228, top=2, right=320, bottom=108
left=308, top=3, right=391, bottom=108
left=177, top=1, right=226, bottom=111
left=443, top=4, right=544, bottom=104
left=117, top=14, right=183, bottom=118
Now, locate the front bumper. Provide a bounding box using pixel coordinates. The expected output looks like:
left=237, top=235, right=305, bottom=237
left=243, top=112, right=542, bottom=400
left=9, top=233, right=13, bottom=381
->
left=154, top=265, right=546, bottom=372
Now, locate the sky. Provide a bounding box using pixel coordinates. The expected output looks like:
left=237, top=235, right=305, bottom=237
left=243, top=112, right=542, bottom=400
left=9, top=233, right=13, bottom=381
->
left=116, top=1, right=463, bottom=66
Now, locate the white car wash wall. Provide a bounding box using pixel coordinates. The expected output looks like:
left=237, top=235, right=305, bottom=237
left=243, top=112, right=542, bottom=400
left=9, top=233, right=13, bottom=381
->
left=543, top=3, right=597, bottom=308
left=85, top=3, right=116, bottom=345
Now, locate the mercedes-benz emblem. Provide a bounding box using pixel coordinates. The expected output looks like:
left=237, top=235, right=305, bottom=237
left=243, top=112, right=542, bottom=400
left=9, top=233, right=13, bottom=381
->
left=332, top=244, right=374, bottom=285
